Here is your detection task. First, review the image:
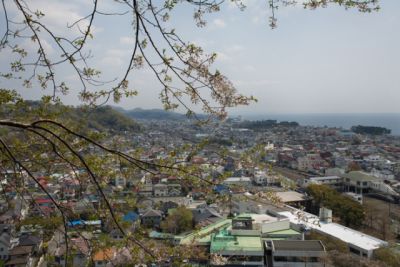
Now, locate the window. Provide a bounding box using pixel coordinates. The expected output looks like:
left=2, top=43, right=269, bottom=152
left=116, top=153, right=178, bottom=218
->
left=274, top=256, right=288, bottom=262
left=286, top=256, right=302, bottom=262
left=349, top=247, right=360, bottom=255
left=309, top=257, right=320, bottom=262
left=248, top=256, right=263, bottom=261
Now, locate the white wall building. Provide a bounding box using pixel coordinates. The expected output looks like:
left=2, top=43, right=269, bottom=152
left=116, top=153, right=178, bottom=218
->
left=279, top=207, right=388, bottom=258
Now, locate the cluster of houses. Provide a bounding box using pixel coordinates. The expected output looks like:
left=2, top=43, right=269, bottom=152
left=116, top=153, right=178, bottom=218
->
left=0, top=223, right=42, bottom=267
left=0, top=118, right=399, bottom=266
left=137, top=174, right=182, bottom=197
left=137, top=197, right=387, bottom=266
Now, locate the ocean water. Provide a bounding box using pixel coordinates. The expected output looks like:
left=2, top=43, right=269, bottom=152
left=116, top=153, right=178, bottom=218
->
left=241, top=113, right=400, bottom=136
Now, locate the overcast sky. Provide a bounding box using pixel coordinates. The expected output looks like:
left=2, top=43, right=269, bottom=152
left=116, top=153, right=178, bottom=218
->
left=1, top=0, right=399, bottom=115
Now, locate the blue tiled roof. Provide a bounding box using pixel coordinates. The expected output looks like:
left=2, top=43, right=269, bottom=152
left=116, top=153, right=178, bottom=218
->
left=123, top=211, right=139, bottom=222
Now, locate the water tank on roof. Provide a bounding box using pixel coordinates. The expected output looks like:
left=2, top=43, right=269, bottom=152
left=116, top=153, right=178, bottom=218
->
left=319, top=207, right=332, bottom=223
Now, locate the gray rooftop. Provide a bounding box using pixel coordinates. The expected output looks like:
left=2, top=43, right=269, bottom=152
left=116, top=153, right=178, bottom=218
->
left=342, top=171, right=377, bottom=182
left=271, top=240, right=325, bottom=252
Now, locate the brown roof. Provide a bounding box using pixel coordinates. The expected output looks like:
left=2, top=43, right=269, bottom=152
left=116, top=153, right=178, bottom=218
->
left=92, top=248, right=115, bottom=261
left=9, top=245, right=34, bottom=255
left=71, top=237, right=90, bottom=254
left=142, top=209, right=162, bottom=218
left=275, top=191, right=307, bottom=203
left=6, top=256, right=29, bottom=265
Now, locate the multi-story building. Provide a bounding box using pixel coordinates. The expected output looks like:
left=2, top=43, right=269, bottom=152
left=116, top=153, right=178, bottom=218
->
left=302, top=176, right=343, bottom=190
left=266, top=240, right=327, bottom=267
left=279, top=207, right=388, bottom=258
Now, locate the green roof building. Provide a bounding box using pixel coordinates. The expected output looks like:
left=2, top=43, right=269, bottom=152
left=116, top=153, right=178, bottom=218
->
left=210, top=229, right=264, bottom=266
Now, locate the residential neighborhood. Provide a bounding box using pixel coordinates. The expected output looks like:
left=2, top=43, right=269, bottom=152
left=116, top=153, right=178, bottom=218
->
left=1, top=117, right=400, bottom=266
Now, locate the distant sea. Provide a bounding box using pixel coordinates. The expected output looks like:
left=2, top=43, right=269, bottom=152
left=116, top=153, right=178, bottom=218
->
left=240, top=113, right=400, bottom=136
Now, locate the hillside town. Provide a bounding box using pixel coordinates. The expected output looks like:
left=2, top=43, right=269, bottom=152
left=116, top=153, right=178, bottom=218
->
left=0, top=0, right=398, bottom=265
left=1, top=116, right=400, bottom=267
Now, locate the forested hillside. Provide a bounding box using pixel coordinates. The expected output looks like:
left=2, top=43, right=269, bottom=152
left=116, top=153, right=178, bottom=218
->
left=0, top=102, right=140, bottom=133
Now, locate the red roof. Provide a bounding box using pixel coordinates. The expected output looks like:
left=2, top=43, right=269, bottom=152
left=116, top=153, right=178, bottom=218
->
left=39, top=206, right=54, bottom=216
left=35, top=198, right=53, bottom=204
left=38, top=180, right=48, bottom=188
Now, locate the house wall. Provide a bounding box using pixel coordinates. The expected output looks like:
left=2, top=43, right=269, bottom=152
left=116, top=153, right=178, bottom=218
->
left=272, top=251, right=326, bottom=267
left=0, top=244, right=9, bottom=260
left=141, top=216, right=161, bottom=227
left=217, top=252, right=264, bottom=266
left=230, top=229, right=260, bottom=236
left=153, top=184, right=168, bottom=197
left=272, top=260, right=324, bottom=267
